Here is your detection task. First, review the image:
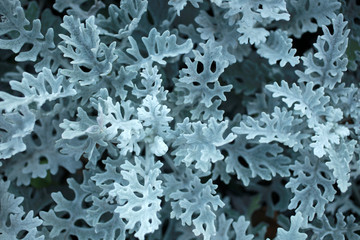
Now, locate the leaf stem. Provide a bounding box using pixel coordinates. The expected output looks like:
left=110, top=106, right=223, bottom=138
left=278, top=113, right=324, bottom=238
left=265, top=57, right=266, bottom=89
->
left=163, top=153, right=177, bottom=173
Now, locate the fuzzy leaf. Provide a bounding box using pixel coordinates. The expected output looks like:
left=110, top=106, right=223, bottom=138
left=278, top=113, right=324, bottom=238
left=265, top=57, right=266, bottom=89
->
left=296, top=14, right=349, bottom=89
left=117, top=28, right=193, bottom=70
left=266, top=81, right=332, bottom=127
left=257, top=30, right=299, bottom=67
left=137, top=95, right=173, bottom=156
left=232, top=216, right=254, bottom=240
left=54, top=0, right=105, bottom=20
left=222, top=135, right=291, bottom=186
left=176, top=39, right=231, bottom=109
left=59, top=15, right=117, bottom=86
left=0, top=67, right=76, bottom=112
left=40, top=178, right=102, bottom=239
left=274, top=212, right=307, bottom=240
left=2, top=116, right=81, bottom=186
left=169, top=0, right=203, bottom=15
left=284, top=0, right=341, bottom=37
left=0, top=107, right=35, bottom=160
left=233, top=107, right=306, bottom=151
left=286, top=154, right=336, bottom=221
left=172, top=117, right=236, bottom=173
left=164, top=168, right=224, bottom=240
left=0, top=180, right=44, bottom=240
left=310, top=212, right=360, bottom=240
left=108, top=157, right=163, bottom=240
left=326, top=139, right=356, bottom=193
left=96, top=0, right=147, bottom=39
left=221, top=0, right=289, bottom=45
left=0, top=0, right=55, bottom=63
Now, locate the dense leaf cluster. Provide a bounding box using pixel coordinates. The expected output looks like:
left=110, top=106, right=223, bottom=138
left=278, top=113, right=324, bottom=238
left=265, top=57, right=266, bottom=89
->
left=1, top=0, right=360, bottom=239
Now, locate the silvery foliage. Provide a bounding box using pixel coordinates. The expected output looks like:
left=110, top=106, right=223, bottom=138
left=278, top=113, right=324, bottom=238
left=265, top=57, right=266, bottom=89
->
left=1, top=0, right=360, bottom=239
